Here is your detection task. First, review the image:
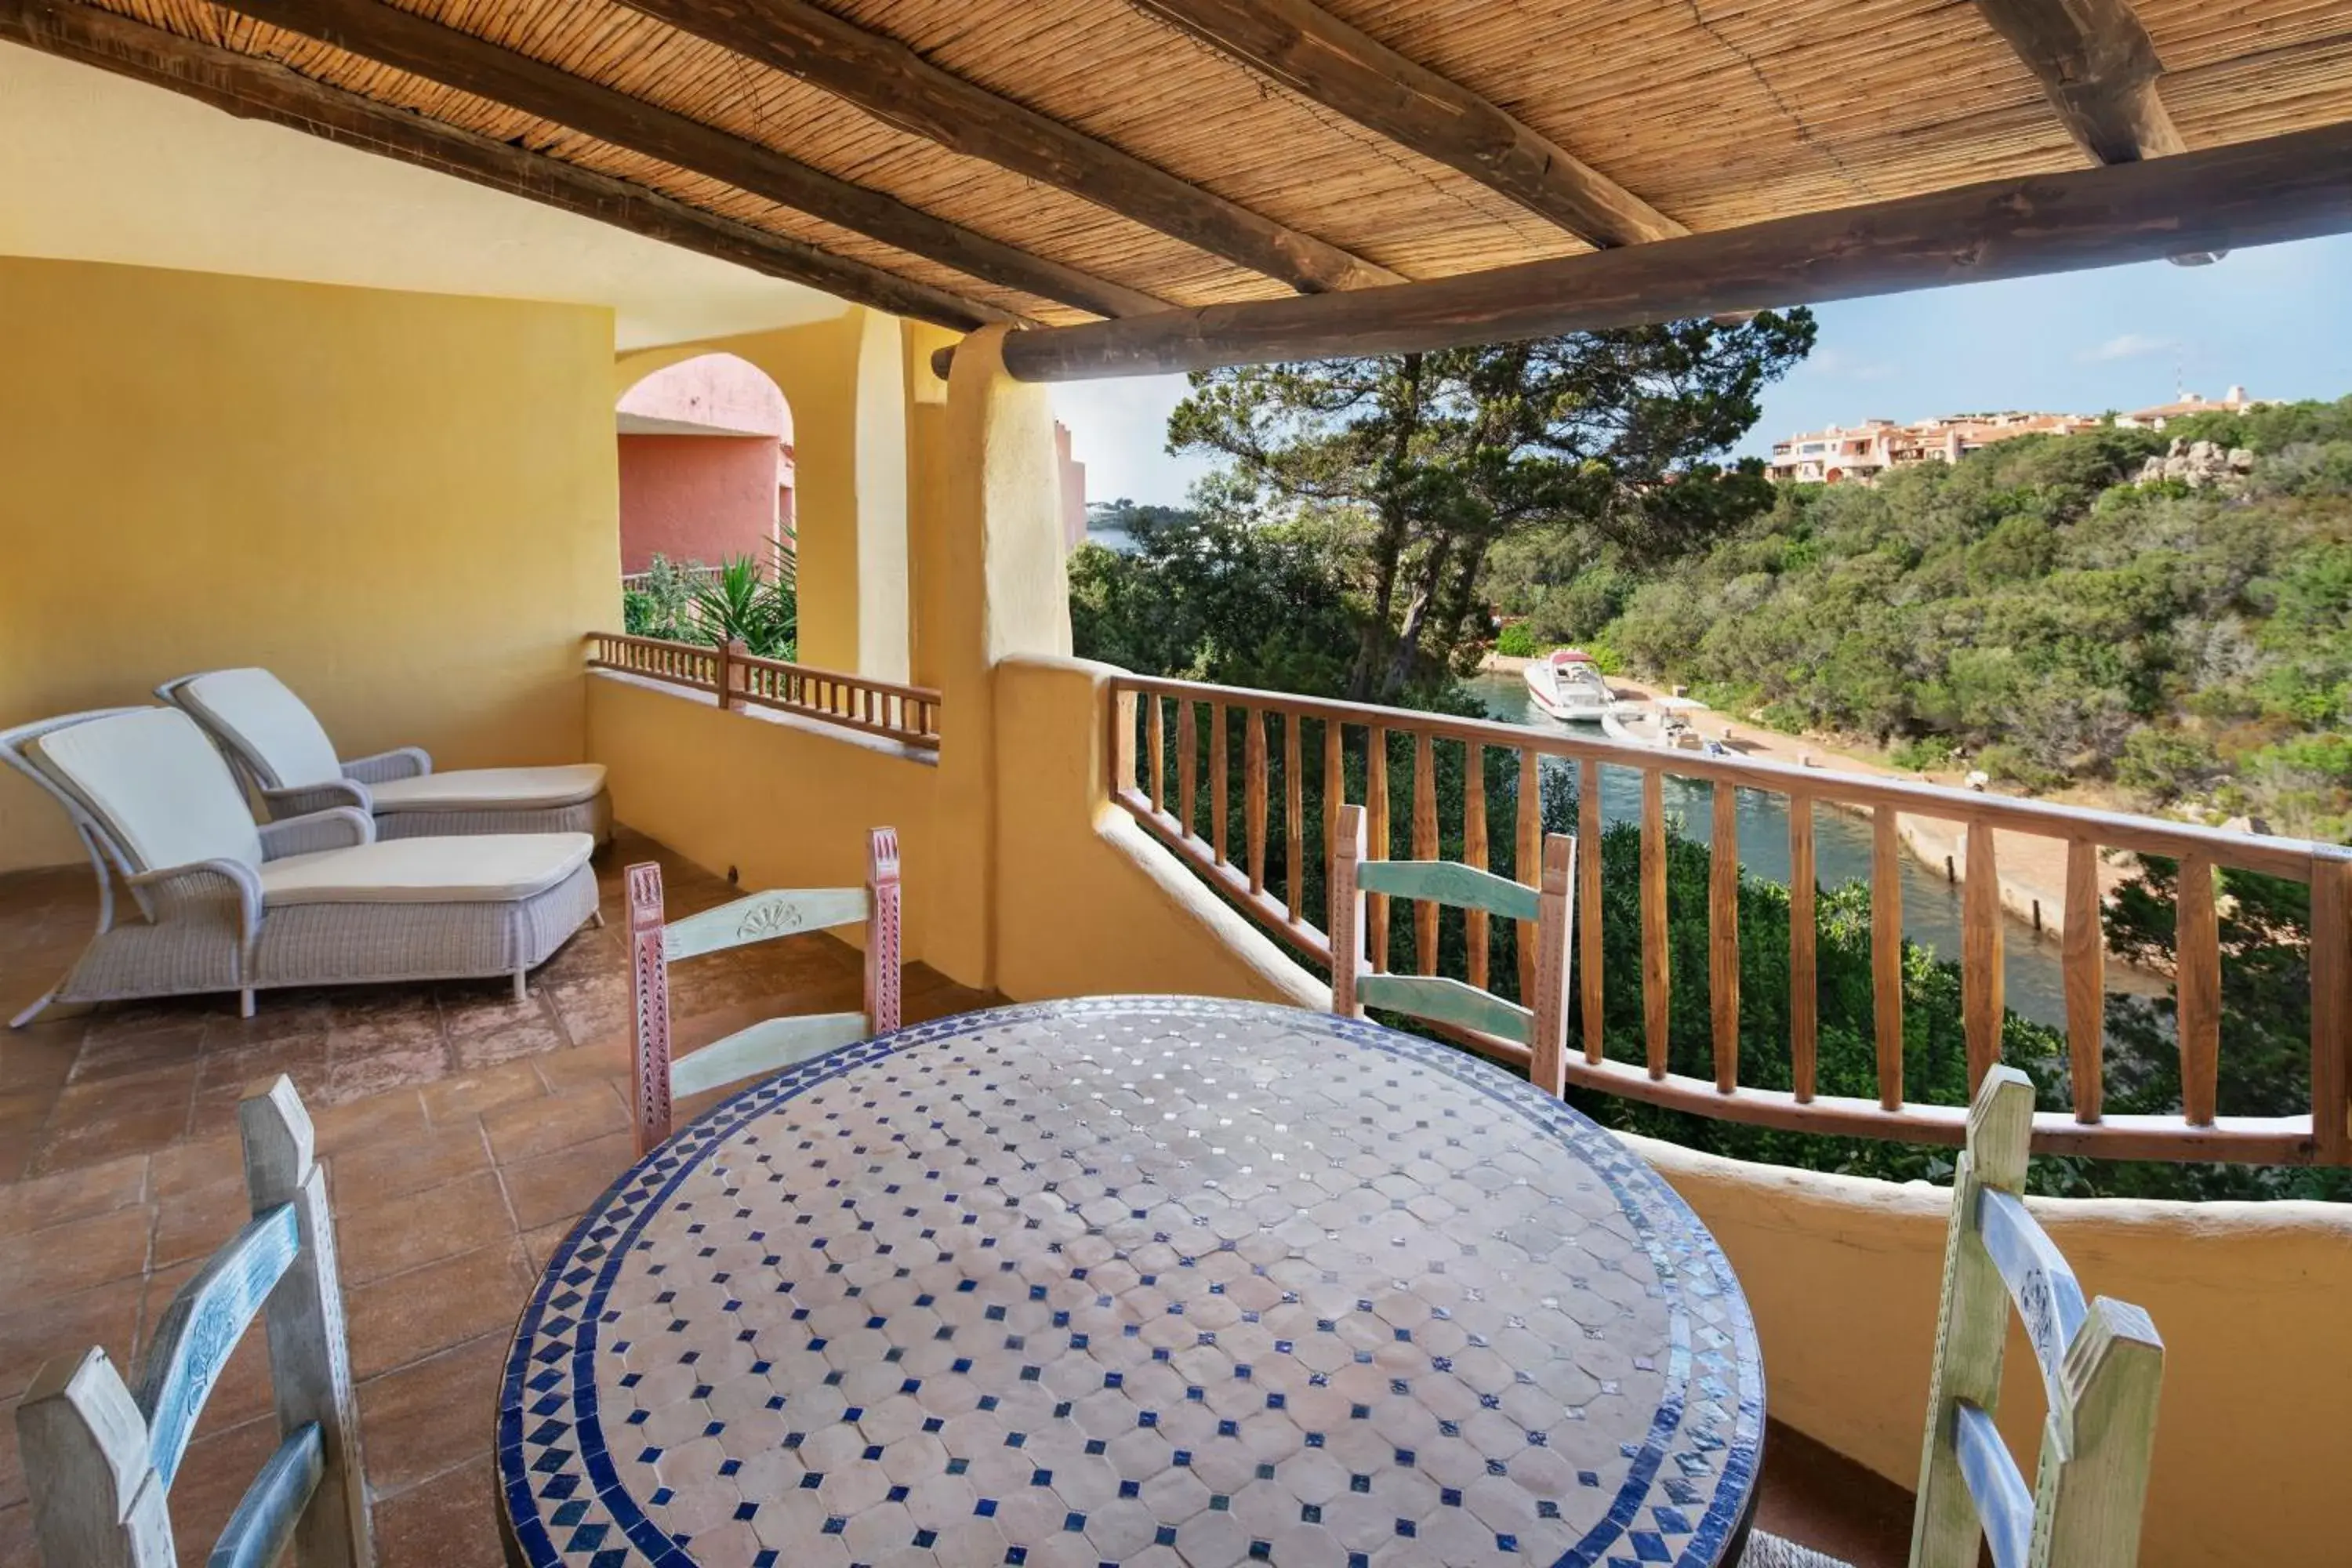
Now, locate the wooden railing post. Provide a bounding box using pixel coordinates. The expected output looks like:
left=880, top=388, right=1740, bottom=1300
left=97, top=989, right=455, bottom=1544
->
left=2064, top=838, right=2104, bottom=1123
left=1245, top=707, right=1269, bottom=896
left=1789, top=792, right=1817, bottom=1102
left=1872, top=804, right=1906, bottom=1111
left=1413, top=731, right=1439, bottom=975
left=1963, top=819, right=2005, bottom=1092
left=1640, top=768, right=1668, bottom=1080
left=1111, top=687, right=1138, bottom=796
left=1367, top=728, right=1390, bottom=972
left=2176, top=851, right=2220, bottom=1127
left=2314, top=856, right=2350, bottom=1165
left=1710, top=779, right=1740, bottom=1094
left=1464, top=745, right=1489, bottom=992
left=1330, top=803, right=1366, bottom=1016
left=1515, top=747, right=1539, bottom=1003
left=1284, top=716, right=1305, bottom=924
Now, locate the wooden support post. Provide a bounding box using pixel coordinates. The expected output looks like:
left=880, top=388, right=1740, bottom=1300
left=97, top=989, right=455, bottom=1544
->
left=1210, top=702, right=1230, bottom=865
left=2065, top=838, right=2105, bottom=1123
left=1323, top=720, right=1344, bottom=927
left=2175, top=851, right=2220, bottom=1127
left=2313, top=857, right=2351, bottom=1165
left=1873, top=804, right=1907, bottom=1110
left=1516, top=748, right=1540, bottom=1004
left=1112, top=688, right=1138, bottom=796
left=1529, top=833, right=1577, bottom=1098
left=1284, top=715, right=1305, bottom=924
left=1146, top=694, right=1165, bottom=815
left=1244, top=707, right=1269, bottom=896
left=1178, top=699, right=1198, bottom=839
left=1578, top=757, right=1604, bottom=1065
left=1464, top=745, right=1489, bottom=991
left=1330, top=804, right=1366, bottom=1017
left=1367, top=729, right=1390, bottom=973
left=1965, top=820, right=2005, bottom=1093
left=239, top=1076, right=372, bottom=1568
left=1710, top=780, right=1740, bottom=1094
left=1911, top=1066, right=2034, bottom=1568
left=1790, top=793, right=1817, bottom=1103
left=1640, top=768, right=1668, bottom=1080
left=1413, top=731, right=1439, bottom=975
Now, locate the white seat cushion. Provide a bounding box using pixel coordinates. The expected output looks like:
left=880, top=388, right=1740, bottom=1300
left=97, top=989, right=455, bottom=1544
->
left=178, top=669, right=345, bottom=789
left=369, top=764, right=608, bottom=813
left=258, top=833, right=593, bottom=906
left=31, top=709, right=263, bottom=873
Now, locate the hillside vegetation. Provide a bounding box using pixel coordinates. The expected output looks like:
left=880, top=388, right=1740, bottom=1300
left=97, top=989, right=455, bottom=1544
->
left=1494, top=397, right=2352, bottom=839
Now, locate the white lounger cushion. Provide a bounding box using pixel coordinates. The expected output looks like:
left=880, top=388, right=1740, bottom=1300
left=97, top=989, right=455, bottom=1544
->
left=259, top=832, right=594, bottom=906
left=177, top=669, right=346, bottom=789
left=371, top=764, right=608, bottom=812
left=31, top=709, right=264, bottom=873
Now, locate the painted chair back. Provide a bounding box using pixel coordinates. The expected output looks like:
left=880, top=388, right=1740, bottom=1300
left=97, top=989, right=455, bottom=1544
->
left=16, top=1076, right=371, bottom=1568
left=627, top=829, right=902, bottom=1153
left=1328, top=800, right=1577, bottom=1096
left=1911, top=1065, right=2165, bottom=1568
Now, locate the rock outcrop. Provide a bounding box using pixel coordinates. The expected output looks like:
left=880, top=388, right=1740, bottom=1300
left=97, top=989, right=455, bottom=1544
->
left=2136, top=437, right=2255, bottom=488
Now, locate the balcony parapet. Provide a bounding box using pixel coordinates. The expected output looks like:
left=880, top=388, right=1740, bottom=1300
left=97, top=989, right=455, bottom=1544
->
left=587, top=631, right=939, bottom=750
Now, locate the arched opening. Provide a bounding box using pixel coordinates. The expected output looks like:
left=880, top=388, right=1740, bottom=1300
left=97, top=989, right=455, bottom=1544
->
left=615, top=352, right=795, bottom=578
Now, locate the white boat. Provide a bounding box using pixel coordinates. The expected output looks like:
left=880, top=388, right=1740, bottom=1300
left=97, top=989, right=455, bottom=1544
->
left=1602, top=694, right=1737, bottom=755
left=1522, top=648, right=1622, bottom=722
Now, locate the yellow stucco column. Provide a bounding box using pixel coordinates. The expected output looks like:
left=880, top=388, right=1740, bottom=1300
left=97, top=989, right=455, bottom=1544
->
left=902, top=320, right=957, bottom=691
left=927, top=325, right=1074, bottom=987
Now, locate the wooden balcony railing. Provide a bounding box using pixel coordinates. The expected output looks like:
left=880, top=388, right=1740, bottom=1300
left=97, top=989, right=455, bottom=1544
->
left=1106, top=672, right=2352, bottom=1167
left=588, top=632, right=941, bottom=750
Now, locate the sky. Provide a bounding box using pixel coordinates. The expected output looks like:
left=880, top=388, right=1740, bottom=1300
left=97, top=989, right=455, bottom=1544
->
left=1048, top=231, right=2352, bottom=506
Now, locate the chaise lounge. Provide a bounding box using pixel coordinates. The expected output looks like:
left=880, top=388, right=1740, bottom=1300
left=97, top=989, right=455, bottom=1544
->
left=2, top=706, right=601, bottom=1025
left=158, top=667, right=611, bottom=841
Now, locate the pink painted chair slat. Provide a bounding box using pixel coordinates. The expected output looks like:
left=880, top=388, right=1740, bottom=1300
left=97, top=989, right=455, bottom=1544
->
left=627, top=829, right=904, bottom=1153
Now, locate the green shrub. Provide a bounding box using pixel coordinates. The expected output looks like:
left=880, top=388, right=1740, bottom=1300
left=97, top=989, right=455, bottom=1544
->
left=1495, top=622, right=1540, bottom=659
left=1887, top=736, right=1950, bottom=772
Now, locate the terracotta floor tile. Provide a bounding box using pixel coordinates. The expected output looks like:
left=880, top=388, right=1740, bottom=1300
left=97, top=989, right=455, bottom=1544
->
left=482, top=1083, right=626, bottom=1167
left=191, top=1031, right=334, bottom=1095
left=519, top=1217, right=583, bottom=1273
left=326, top=1120, right=492, bottom=1207
left=0, top=1150, right=147, bottom=1238
left=0, top=1203, right=153, bottom=1312
left=449, top=1018, right=569, bottom=1073
left=346, top=1240, right=537, bottom=1382
left=1753, top=1418, right=1913, bottom=1568
left=64, top=1019, right=208, bottom=1087
left=165, top=1413, right=284, bottom=1568
left=339, top=1169, right=515, bottom=1287
left=0, top=1273, right=143, bottom=1391
left=420, top=1060, right=548, bottom=1129
left=373, top=1454, right=507, bottom=1568
left=202, top=996, right=336, bottom=1050
left=496, top=1130, right=635, bottom=1233
left=531, top=1040, right=629, bottom=1094
left=146, top=1131, right=241, bottom=1199
left=310, top=1087, right=430, bottom=1156
left=80, top=997, right=232, bottom=1044
left=0, top=1501, right=27, bottom=1563
left=325, top=1047, right=451, bottom=1107
left=544, top=972, right=630, bottom=1054
left=327, top=1011, right=449, bottom=1066
left=356, top=1332, right=509, bottom=1497
left=151, top=1171, right=259, bottom=1269
left=0, top=1396, right=20, bottom=1512
left=31, top=1062, right=197, bottom=1175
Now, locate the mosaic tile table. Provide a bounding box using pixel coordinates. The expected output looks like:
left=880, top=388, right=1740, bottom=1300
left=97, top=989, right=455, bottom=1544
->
left=498, top=997, right=1764, bottom=1568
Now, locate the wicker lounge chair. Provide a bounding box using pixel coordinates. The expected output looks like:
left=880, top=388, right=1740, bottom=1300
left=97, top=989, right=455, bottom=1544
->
left=158, top=668, right=611, bottom=841
left=2, top=706, right=601, bottom=1026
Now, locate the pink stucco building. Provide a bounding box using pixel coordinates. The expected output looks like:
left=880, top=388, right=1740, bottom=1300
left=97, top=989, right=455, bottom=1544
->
left=615, top=354, right=794, bottom=573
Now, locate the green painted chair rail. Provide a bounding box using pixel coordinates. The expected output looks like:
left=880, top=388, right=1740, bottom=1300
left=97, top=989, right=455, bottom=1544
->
left=1356, top=972, right=1534, bottom=1045
left=1354, top=858, right=1541, bottom=922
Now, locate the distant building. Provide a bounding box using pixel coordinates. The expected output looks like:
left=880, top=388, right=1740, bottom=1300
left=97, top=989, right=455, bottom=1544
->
left=1054, top=421, right=1087, bottom=551
left=2114, top=384, right=2266, bottom=430
left=1767, top=409, right=2103, bottom=485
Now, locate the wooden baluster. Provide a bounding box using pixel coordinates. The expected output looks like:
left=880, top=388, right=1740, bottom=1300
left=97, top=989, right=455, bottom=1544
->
left=1640, top=769, right=1668, bottom=1080
left=2064, top=838, right=2104, bottom=1123
left=1210, top=703, right=1230, bottom=865
left=1323, top=720, right=1343, bottom=925
left=1147, top=695, right=1165, bottom=815
left=1367, top=729, right=1390, bottom=972
left=1464, top=745, right=1489, bottom=992
left=1413, top=731, right=1439, bottom=975
left=1964, top=820, right=2005, bottom=1093
left=1710, top=780, right=1739, bottom=1094
left=1177, top=699, right=1197, bottom=837
left=2311, top=856, right=2350, bottom=1166
left=1789, top=793, right=1817, bottom=1102
left=1112, top=689, right=1138, bottom=797
left=1284, top=715, right=1305, bottom=924
left=1872, top=805, right=1905, bottom=1110
left=1245, top=707, right=1269, bottom=897
left=1516, top=748, right=1539, bottom=1002
left=2176, top=851, right=2220, bottom=1127
left=1579, top=757, right=1603, bottom=1065
left=724, top=639, right=748, bottom=711
left=1530, top=833, right=1576, bottom=1099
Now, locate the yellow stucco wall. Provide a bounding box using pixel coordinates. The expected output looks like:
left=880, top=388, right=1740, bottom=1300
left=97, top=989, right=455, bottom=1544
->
left=0, top=256, right=617, bottom=872
left=1639, top=1134, right=2352, bottom=1567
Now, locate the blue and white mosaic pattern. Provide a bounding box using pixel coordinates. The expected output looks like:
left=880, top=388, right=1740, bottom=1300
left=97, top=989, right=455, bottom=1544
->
left=499, top=998, right=1763, bottom=1567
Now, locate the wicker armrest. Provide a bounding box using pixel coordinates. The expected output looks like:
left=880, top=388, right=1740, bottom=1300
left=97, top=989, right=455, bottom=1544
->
left=125, top=857, right=262, bottom=940
left=343, top=746, right=432, bottom=786
left=260, top=808, right=376, bottom=860
left=260, top=779, right=371, bottom=821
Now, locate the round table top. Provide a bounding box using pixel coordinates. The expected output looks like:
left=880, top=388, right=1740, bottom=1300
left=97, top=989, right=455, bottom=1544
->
left=498, top=997, right=1763, bottom=1568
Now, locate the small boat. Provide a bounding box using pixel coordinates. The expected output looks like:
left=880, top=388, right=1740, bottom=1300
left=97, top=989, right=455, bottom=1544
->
left=1603, top=694, right=1737, bottom=755
left=1523, top=648, right=1622, bottom=722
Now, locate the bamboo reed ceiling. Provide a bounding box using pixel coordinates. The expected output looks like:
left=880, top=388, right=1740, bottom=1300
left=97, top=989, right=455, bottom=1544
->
left=45, top=0, right=2352, bottom=329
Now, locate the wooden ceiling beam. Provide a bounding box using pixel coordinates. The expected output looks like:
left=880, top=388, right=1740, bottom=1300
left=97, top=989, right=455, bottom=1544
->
left=206, top=0, right=1169, bottom=318
left=618, top=0, right=1400, bottom=294
left=1971, top=0, right=2185, bottom=164
left=1131, top=0, right=1680, bottom=248
left=941, top=119, right=2352, bottom=381
left=0, top=0, right=1009, bottom=331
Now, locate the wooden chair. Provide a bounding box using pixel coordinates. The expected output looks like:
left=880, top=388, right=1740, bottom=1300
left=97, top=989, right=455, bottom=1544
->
left=627, top=829, right=902, bottom=1153
left=16, top=1076, right=370, bottom=1568
left=1328, top=800, right=1577, bottom=1096
left=1742, top=1065, right=2166, bottom=1568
